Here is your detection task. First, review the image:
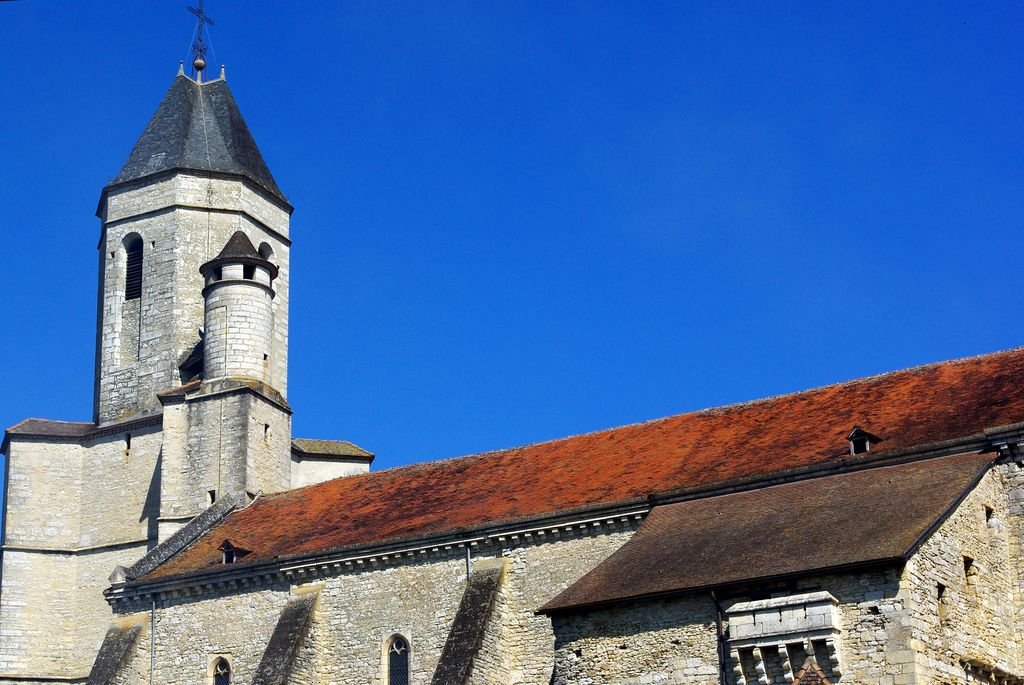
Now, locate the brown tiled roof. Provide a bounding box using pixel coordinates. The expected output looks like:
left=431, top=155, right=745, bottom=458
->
left=6, top=418, right=95, bottom=437
left=145, top=348, right=1024, bottom=580
left=540, top=452, right=992, bottom=612
left=5, top=414, right=163, bottom=445
left=291, top=438, right=374, bottom=460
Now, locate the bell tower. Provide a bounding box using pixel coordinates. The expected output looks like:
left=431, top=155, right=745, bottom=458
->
left=94, top=64, right=292, bottom=424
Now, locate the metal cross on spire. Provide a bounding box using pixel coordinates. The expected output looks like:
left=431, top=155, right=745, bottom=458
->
left=188, top=0, right=215, bottom=78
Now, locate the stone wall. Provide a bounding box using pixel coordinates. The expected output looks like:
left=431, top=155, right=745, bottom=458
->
left=0, top=428, right=160, bottom=680
left=998, top=459, right=1024, bottom=671
left=78, top=426, right=162, bottom=546
left=0, top=549, right=80, bottom=678
left=103, top=522, right=637, bottom=684
left=181, top=389, right=255, bottom=511
left=174, top=386, right=292, bottom=518
left=548, top=566, right=913, bottom=685
left=551, top=596, right=720, bottom=685
left=902, top=467, right=1020, bottom=683
left=2, top=438, right=84, bottom=548
left=244, top=393, right=293, bottom=496
left=112, top=586, right=292, bottom=685
left=290, top=456, right=370, bottom=488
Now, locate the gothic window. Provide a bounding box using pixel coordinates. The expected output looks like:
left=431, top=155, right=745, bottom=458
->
left=124, top=234, right=143, bottom=300
left=213, top=657, right=230, bottom=685
left=387, top=635, right=409, bottom=685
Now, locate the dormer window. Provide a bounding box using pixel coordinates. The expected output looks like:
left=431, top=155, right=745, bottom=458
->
left=218, top=540, right=251, bottom=565
left=848, top=426, right=879, bottom=455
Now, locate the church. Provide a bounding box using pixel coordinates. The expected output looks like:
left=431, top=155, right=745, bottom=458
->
left=3, top=48, right=1024, bottom=685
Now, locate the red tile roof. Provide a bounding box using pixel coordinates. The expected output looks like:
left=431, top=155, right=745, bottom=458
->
left=540, top=451, right=993, bottom=612
left=146, top=347, right=1024, bottom=580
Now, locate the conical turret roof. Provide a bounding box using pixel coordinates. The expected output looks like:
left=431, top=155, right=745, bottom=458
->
left=216, top=231, right=261, bottom=260
left=109, top=74, right=287, bottom=205
left=200, top=231, right=279, bottom=278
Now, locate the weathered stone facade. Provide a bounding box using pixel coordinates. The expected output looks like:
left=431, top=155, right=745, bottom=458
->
left=102, top=523, right=639, bottom=685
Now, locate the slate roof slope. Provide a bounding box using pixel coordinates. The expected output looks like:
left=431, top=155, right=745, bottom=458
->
left=215, top=230, right=262, bottom=260
left=292, top=438, right=374, bottom=460
left=6, top=418, right=94, bottom=438
left=541, top=451, right=992, bottom=612
left=145, top=347, right=1024, bottom=581
left=109, top=74, right=287, bottom=205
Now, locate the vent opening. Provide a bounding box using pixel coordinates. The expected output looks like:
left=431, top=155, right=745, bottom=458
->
left=124, top=237, right=143, bottom=301
left=218, top=540, right=251, bottom=565
left=847, top=426, right=879, bottom=455
left=964, top=555, right=976, bottom=580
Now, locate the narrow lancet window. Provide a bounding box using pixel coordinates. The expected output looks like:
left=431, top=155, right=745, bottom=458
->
left=213, top=657, right=231, bottom=685
left=388, top=636, right=409, bottom=685
left=124, top=235, right=143, bottom=300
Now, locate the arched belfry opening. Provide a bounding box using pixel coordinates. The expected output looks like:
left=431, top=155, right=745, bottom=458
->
left=120, top=233, right=144, bottom=362
left=123, top=234, right=143, bottom=301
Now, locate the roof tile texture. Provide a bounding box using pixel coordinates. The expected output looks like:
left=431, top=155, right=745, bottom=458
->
left=292, top=438, right=374, bottom=459
left=541, top=451, right=992, bottom=612
left=111, top=75, right=287, bottom=203
left=147, top=348, right=1024, bottom=580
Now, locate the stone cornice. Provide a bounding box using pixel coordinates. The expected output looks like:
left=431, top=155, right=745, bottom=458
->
left=100, top=204, right=292, bottom=247
left=105, top=500, right=650, bottom=609
left=97, top=168, right=294, bottom=217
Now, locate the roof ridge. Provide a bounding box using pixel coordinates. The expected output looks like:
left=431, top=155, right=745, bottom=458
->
left=380, top=346, right=1024, bottom=468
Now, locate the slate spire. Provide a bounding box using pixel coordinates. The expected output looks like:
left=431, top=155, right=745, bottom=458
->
left=108, top=73, right=287, bottom=205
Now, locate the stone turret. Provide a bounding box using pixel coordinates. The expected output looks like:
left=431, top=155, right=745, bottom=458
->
left=200, top=231, right=278, bottom=384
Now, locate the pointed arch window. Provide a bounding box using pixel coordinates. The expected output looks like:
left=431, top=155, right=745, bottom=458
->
left=213, top=657, right=231, bottom=685
left=124, top=234, right=143, bottom=300
left=388, top=636, right=409, bottom=685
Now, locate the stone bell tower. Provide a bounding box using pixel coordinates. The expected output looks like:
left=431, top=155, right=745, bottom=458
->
left=94, top=64, right=292, bottom=424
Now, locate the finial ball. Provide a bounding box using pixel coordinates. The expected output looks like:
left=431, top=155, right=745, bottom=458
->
left=193, top=57, right=206, bottom=72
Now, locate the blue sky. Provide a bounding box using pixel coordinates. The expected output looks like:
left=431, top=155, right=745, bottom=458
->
left=1, top=2, right=1022, bottom=516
